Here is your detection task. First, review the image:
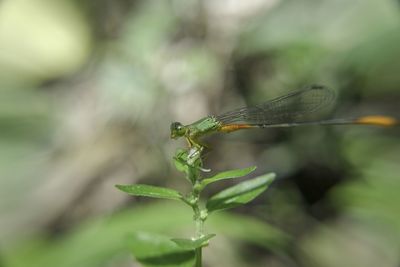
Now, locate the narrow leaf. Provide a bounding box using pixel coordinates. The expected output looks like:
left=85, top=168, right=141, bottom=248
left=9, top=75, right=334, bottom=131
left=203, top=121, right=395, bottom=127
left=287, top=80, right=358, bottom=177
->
left=171, top=234, right=216, bottom=250
left=201, top=166, right=257, bottom=187
left=173, top=153, right=188, bottom=173
left=128, top=232, right=195, bottom=267
left=206, top=173, right=275, bottom=212
left=115, top=184, right=182, bottom=200
left=174, top=157, right=188, bottom=173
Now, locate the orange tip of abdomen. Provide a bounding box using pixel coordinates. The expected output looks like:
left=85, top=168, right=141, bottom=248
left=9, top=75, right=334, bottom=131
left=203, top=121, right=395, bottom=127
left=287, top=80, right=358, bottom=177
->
left=355, top=115, right=399, bottom=127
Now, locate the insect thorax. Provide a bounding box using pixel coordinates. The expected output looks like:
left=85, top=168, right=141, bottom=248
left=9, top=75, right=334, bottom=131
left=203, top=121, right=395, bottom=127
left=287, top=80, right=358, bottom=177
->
left=188, top=116, right=221, bottom=138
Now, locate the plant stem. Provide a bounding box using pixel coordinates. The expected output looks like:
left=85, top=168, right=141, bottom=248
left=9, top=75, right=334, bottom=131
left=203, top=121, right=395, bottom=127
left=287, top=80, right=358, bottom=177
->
left=195, top=247, right=202, bottom=267
left=186, top=151, right=204, bottom=267
left=195, top=214, right=204, bottom=238
left=192, top=185, right=203, bottom=267
left=194, top=204, right=203, bottom=267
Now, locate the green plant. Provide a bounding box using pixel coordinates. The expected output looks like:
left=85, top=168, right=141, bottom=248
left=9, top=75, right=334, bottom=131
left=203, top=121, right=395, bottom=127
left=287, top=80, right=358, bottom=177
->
left=116, top=146, right=275, bottom=267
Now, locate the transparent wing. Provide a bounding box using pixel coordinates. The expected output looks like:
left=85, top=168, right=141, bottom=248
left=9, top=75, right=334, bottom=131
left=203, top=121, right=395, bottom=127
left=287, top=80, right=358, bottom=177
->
left=216, top=85, right=336, bottom=125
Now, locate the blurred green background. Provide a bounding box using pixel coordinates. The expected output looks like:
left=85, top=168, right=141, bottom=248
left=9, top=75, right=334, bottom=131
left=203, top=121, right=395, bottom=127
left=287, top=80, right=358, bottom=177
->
left=1, top=0, right=400, bottom=266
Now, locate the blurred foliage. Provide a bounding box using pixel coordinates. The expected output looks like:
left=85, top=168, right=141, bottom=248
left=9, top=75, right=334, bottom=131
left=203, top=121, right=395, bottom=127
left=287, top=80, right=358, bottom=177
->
left=1, top=202, right=289, bottom=267
left=0, top=0, right=400, bottom=266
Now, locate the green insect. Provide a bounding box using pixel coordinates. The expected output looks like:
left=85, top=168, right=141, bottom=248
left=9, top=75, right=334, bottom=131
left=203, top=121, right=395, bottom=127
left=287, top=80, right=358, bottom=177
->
left=170, top=85, right=398, bottom=150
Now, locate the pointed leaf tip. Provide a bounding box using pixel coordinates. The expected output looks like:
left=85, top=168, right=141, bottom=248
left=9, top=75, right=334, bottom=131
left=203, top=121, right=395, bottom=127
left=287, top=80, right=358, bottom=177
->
left=115, top=184, right=183, bottom=200
left=206, top=173, right=275, bottom=212
left=201, top=166, right=257, bottom=187
left=171, top=234, right=216, bottom=250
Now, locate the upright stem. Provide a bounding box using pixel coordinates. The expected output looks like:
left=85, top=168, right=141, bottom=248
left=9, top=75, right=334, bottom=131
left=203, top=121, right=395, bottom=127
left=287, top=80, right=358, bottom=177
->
left=195, top=215, right=204, bottom=238
left=187, top=153, right=204, bottom=267
left=195, top=247, right=202, bottom=267
left=181, top=146, right=207, bottom=267
left=192, top=184, right=203, bottom=267
left=193, top=206, right=203, bottom=267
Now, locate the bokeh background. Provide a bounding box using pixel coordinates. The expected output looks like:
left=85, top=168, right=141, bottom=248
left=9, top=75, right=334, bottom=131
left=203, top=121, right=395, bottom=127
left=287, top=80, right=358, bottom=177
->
left=1, top=0, right=400, bottom=266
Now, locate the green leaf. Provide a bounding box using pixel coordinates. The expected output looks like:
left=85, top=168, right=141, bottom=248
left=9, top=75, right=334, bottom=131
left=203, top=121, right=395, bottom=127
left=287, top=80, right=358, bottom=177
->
left=115, top=184, right=182, bottom=200
left=173, top=149, right=189, bottom=173
left=128, top=232, right=195, bottom=267
left=173, top=157, right=187, bottom=172
left=206, top=173, right=276, bottom=213
left=171, top=234, right=216, bottom=250
left=201, top=166, right=257, bottom=187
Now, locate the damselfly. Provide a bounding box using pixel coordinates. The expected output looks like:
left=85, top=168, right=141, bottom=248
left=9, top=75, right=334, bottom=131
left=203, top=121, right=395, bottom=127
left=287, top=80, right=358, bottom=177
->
left=170, top=85, right=398, bottom=149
